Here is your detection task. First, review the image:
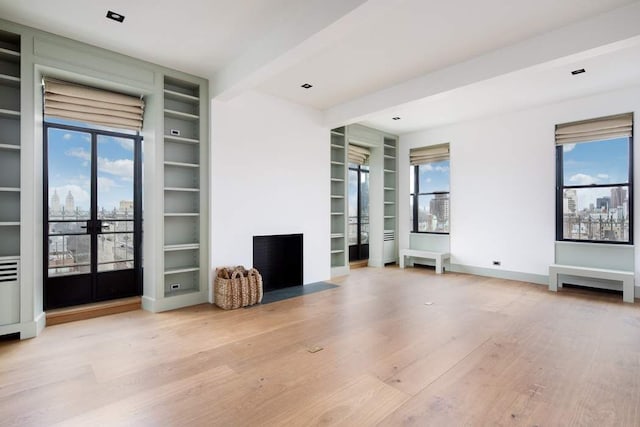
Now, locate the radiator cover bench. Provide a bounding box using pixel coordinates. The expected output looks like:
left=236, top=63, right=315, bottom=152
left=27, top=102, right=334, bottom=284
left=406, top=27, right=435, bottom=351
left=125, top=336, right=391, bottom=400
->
left=399, top=249, right=450, bottom=274
left=548, top=263, right=634, bottom=303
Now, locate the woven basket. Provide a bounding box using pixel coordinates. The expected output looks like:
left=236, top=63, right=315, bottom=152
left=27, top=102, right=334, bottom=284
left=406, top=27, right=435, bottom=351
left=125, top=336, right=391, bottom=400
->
left=214, top=268, right=243, bottom=310
left=246, top=268, right=263, bottom=305
left=214, top=266, right=263, bottom=310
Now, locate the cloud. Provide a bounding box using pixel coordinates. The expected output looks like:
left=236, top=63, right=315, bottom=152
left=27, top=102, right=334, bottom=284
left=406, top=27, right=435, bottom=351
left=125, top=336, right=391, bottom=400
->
left=98, top=176, right=120, bottom=192
left=63, top=133, right=72, bottom=140
left=65, top=147, right=91, bottom=161
left=563, top=144, right=576, bottom=152
left=426, top=178, right=432, bottom=183
left=98, top=158, right=133, bottom=179
left=117, top=139, right=134, bottom=151
left=434, top=165, right=449, bottom=172
left=569, top=173, right=597, bottom=185
left=597, top=173, right=609, bottom=179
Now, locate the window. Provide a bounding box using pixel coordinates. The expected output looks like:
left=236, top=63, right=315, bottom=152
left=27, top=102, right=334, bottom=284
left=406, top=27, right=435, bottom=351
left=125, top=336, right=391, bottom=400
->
left=410, top=144, right=450, bottom=233
left=556, top=113, right=633, bottom=243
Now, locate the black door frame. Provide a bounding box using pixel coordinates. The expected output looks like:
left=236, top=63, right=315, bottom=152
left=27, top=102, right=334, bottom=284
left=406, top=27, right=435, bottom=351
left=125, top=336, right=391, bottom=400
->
left=349, top=164, right=369, bottom=261
left=43, top=121, right=143, bottom=309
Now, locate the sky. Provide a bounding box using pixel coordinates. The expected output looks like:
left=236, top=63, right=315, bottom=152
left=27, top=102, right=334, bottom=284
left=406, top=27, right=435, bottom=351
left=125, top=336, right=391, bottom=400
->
left=47, top=122, right=135, bottom=216
left=411, top=160, right=450, bottom=194
left=562, top=137, right=629, bottom=210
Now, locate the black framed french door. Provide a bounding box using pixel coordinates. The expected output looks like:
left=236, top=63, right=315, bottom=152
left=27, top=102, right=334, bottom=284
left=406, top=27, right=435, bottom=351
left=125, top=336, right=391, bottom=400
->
left=348, top=164, right=369, bottom=261
left=44, top=122, right=142, bottom=309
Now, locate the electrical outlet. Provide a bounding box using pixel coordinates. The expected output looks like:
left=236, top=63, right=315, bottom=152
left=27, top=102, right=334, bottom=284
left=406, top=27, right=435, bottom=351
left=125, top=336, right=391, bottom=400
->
left=170, top=283, right=181, bottom=290
left=492, top=261, right=501, bottom=266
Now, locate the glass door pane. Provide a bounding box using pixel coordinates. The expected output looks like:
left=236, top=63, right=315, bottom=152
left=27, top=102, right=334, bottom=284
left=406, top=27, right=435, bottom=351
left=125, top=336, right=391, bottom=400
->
left=348, top=168, right=358, bottom=246
left=360, top=170, right=369, bottom=245
left=97, top=135, right=135, bottom=272
left=47, top=128, right=92, bottom=276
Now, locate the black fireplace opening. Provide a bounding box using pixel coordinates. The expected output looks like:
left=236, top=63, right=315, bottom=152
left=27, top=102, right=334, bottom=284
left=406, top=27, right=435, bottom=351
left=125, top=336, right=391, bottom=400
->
left=253, top=233, right=303, bottom=292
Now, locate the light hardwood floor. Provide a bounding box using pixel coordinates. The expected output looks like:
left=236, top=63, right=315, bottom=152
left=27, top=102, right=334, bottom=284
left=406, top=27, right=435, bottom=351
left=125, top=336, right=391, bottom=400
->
left=2, top=267, right=640, bottom=426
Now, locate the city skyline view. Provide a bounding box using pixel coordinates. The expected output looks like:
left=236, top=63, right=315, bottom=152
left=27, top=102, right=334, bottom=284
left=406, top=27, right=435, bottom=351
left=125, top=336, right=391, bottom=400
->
left=561, top=137, right=630, bottom=242
left=47, top=126, right=135, bottom=216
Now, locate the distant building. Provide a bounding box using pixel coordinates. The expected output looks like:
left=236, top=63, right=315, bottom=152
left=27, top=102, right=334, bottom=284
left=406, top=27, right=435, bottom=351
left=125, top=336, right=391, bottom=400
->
left=119, top=200, right=133, bottom=212
left=596, top=197, right=610, bottom=211
left=429, top=194, right=449, bottom=230
left=565, top=189, right=577, bottom=214
left=64, top=191, right=75, bottom=213
left=51, top=189, right=61, bottom=213
left=611, top=187, right=627, bottom=209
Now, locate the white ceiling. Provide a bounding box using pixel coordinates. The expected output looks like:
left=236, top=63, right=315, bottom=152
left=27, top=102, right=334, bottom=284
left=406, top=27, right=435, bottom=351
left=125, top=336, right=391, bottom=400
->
left=259, top=0, right=635, bottom=109
left=0, top=0, right=297, bottom=77
left=2, top=0, right=640, bottom=136
left=361, top=43, right=640, bottom=134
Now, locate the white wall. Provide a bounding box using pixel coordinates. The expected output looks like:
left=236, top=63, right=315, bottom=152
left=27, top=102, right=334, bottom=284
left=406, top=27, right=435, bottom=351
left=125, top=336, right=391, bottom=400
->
left=399, top=85, right=640, bottom=281
left=211, top=91, right=330, bottom=285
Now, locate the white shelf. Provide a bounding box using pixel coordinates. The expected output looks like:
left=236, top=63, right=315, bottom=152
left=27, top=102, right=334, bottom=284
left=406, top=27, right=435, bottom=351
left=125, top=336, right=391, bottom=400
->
left=164, top=243, right=200, bottom=252
left=384, top=155, right=396, bottom=159
left=0, top=47, right=20, bottom=62
left=331, top=212, right=344, bottom=215
left=384, top=169, right=395, bottom=173
left=164, top=109, right=199, bottom=121
left=163, top=89, right=199, bottom=103
left=0, top=187, right=20, bottom=192
left=0, top=143, right=19, bottom=151
left=384, top=216, right=396, bottom=219
left=330, top=144, right=344, bottom=149
left=331, top=195, right=344, bottom=199
left=0, top=74, right=20, bottom=87
left=330, top=250, right=344, bottom=254
left=331, top=130, right=345, bottom=137
left=0, top=109, right=20, bottom=119
left=164, top=266, right=200, bottom=275
left=164, top=213, right=199, bottom=217
left=384, top=201, right=395, bottom=205
left=331, top=178, right=344, bottom=182
left=164, top=187, right=200, bottom=192
left=0, top=222, right=20, bottom=226
left=384, top=187, right=395, bottom=191
left=331, top=161, right=344, bottom=166
left=164, top=161, right=199, bottom=168
left=331, top=233, right=344, bottom=238
left=384, top=144, right=395, bottom=149
left=164, top=135, right=199, bottom=144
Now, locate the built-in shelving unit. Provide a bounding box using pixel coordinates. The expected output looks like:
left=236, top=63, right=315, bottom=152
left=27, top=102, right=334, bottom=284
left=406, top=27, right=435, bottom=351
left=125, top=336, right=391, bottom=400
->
left=0, top=30, right=21, bottom=327
left=383, top=137, right=398, bottom=264
left=330, top=127, right=348, bottom=276
left=163, top=77, right=203, bottom=297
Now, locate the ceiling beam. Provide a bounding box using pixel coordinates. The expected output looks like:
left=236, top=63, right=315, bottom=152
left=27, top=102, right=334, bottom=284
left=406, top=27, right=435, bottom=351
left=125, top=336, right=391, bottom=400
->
left=211, top=0, right=402, bottom=101
left=324, top=1, right=640, bottom=128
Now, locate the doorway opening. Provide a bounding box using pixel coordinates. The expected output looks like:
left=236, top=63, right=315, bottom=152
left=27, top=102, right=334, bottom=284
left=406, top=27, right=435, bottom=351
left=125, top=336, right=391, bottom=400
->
left=348, top=163, right=369, bottom=262
left=44, top=119, right=142, bottom=309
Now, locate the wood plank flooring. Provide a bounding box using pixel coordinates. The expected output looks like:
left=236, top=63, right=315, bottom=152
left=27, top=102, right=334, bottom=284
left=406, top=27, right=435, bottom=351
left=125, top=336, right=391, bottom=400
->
left=1, top=267, right=640, bottom=426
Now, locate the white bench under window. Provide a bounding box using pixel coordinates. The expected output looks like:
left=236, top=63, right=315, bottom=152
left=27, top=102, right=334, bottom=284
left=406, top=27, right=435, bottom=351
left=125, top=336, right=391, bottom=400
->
left=399, top=249, right=450, bottom=274
left=549, top=242, right=635, bottom=304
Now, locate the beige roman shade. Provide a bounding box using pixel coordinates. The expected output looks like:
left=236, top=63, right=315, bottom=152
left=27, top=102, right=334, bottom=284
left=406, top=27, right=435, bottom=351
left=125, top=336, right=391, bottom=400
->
left=410, top=143, right=449, bottom=166
left=348, top=144, right=370, bottom=165
left=44, top=78, right=144, bottom=131
left=555, top=113, right=633, bottom=145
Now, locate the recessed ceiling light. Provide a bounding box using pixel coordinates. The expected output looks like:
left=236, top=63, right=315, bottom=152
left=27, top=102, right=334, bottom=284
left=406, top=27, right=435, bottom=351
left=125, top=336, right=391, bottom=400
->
left=301, top=83, right=313, bottom=89
left=106, top=10, right=125, bottom=23
left=392, top=117, right=401, bottom=120
left=571, top=68, right=586, bottom=76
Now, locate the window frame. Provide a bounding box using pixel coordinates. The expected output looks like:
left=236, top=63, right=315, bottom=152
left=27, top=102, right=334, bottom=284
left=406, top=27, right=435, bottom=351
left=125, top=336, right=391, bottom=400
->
left=410, top=161, right=450, bottom=234
left=555, top=136, right=634, bottom=244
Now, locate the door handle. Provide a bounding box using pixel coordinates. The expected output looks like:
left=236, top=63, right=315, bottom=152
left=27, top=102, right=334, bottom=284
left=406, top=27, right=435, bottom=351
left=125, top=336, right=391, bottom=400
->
left=80, top=221, right=92, bottom=233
